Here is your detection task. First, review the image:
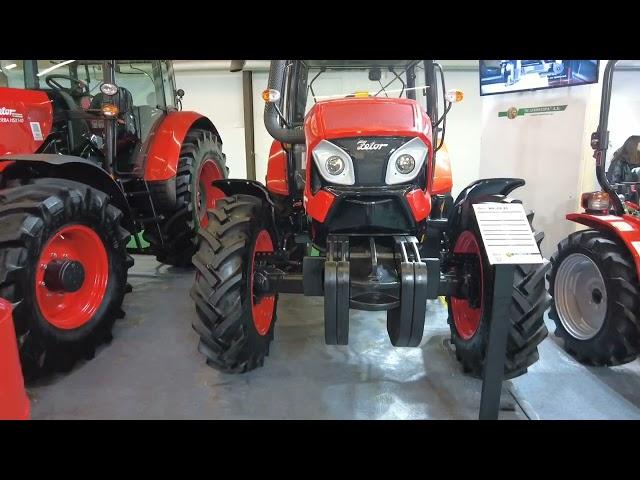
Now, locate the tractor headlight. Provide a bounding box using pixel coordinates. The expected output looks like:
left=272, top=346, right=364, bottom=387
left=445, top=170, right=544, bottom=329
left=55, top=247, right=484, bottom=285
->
left=385, top=137, right=428, bottom=185
left=326, top=156, right=345, bottom=176
left=395, top=154, right=415, bottom=174
left=100, top=83, right=118, bottom=96
left=312, top=140, right=355, bottom=185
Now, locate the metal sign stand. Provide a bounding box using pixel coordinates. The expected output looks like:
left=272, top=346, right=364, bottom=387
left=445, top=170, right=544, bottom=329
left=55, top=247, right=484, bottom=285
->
left=478, top=263, right=515, bottom=420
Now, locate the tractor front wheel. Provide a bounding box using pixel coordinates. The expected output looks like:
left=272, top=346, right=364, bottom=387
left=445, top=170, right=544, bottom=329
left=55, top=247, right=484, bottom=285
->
left=190, top=194, right=278, bottom=373
left=446, top=203, right=550, bottom=379
left=0, top=178, right=132, bottom=380
left=548, top=230, right=640, bottom=365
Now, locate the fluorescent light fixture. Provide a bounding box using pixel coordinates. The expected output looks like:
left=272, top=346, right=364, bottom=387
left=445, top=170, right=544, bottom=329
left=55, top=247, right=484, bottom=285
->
left=37, top=60, right=76, bottom=77
left=4, top=64, right=17, bottom=70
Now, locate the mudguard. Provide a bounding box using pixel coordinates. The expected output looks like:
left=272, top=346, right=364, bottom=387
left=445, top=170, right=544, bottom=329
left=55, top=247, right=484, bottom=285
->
left=449, top=178, right=525, bottom=233
left=567, top=212, right=640, bottom=280
left=0, top=154, right=134, bottom=232
left=143, top=111, right=222, bottom=182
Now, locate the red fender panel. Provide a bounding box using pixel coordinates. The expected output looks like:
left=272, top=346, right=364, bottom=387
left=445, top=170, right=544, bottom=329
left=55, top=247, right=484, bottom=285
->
left=144, top=111, right=211, bottom=181
left=0, top=87, right=53, bottom=156
left=567, top=212, right=640, bottom=280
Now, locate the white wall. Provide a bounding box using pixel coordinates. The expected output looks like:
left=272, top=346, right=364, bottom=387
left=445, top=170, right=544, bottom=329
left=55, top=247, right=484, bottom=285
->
left=479, top=86, right=595, bottom=257
left=441, top=71, right=481, bottom=197
left=174, top=70, right=247, bottom=178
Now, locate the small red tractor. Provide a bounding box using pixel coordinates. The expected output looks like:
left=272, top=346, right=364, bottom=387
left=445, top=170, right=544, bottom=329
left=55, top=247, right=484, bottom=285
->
left=548, top=60, right=640, bottom=365
left=0, top=60, right=228, bottom=379
left=191, top=60, right=550, bottom=378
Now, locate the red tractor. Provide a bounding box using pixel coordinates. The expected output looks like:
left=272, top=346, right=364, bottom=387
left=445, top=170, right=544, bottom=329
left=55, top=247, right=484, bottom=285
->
left=548, top=60, right=640, bottom=365
left=0, top=60, right=228, bottom=379
left=191, top=60, right=550, bottom=378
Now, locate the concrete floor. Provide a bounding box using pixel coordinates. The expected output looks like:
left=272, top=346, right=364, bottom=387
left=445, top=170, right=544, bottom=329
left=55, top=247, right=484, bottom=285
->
left=28, top=255, right=640, bottom=420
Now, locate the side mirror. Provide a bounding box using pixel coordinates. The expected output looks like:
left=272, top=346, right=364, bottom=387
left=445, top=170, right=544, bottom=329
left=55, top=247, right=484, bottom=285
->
left=175, top=89, right=185, bottom=111
left=230, top=60, right=246, bottom=72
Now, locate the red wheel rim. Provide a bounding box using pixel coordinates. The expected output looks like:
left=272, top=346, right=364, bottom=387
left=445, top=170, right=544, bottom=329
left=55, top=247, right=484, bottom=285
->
left=451, top=231, right=484, bottom=341
left=197, top=159, right=225, bottom=228
left=35, top=225, right=109, bottom=330
left=251, top=229, right=275, bottom=336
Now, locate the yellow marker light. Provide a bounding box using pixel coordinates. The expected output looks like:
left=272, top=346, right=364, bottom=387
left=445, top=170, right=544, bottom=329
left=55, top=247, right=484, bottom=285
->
left=445, top=89, right=464, bottom=103
left=354, top=91, right=369, bottom=98
left=262, top=89, right=281, bottom=103
left=102, top=104, right=119, bottom=117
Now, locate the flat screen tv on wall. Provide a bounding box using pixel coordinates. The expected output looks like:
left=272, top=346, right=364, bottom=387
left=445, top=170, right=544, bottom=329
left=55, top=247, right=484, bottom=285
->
left=479, top=60, right=600, bottom=96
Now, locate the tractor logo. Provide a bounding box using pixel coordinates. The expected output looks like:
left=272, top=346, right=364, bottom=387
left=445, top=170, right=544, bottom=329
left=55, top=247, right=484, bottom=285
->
left=507, top=107, right=518, bottom=120
left=0, top=106, right=24, bottom=123
left=356, top=140, right=388, bottom=151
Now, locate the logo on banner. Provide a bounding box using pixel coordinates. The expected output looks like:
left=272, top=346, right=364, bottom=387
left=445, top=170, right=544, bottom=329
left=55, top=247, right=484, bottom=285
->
left=499, top=104, right=568, bottom=119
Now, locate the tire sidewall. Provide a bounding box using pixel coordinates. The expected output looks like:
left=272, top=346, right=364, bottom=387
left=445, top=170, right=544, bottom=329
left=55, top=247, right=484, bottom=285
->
left=20, top=212, right=127, bottom=344
left=448, top=218, right=494, bottom=365
left=240, top=200, right=279, bottom=347
left=550, top=233, right=624, bottom=350
left=191, top=140, right=226, bottom=232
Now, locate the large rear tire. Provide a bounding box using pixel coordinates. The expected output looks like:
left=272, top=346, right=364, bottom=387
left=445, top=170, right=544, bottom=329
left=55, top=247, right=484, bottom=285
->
left=146, top=129, right=228, bottom=267
left=0, top=178, right=132, bottom=381
left=447, top=203, right=550, bottom=379
left=548, top=229, right=640, bottom=366
left=190, top=194, right=278, bottom=373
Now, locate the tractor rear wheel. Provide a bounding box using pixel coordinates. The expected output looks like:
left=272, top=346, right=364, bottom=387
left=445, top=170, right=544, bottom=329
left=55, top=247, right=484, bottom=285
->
left=0, top=178, right=132, bottom=380
left=146, top=129, right=228, bottom=267
left=190, top=194, right=278, bottom=373
left=446, top=203, right=550, bottom=379
left=548, top=229, right=640, bottom=365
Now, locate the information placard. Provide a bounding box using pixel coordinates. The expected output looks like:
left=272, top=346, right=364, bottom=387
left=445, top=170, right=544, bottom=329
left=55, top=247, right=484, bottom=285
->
left=472, top=203, right=544, bottom=265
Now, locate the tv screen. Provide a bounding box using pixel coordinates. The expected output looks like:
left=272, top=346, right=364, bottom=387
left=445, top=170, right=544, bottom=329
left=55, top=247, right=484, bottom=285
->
left=479, top=60, right=600, bottom=96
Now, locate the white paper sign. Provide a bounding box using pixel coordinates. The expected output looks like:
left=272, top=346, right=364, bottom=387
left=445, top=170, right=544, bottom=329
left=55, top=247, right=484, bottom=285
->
left=472, top=203, right=544, bottom=265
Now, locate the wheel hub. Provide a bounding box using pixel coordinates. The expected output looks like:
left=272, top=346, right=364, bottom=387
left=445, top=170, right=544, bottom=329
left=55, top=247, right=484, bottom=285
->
left=43, top=260, right=85, bottom=293
left=554, top=253, right=608, bottom=340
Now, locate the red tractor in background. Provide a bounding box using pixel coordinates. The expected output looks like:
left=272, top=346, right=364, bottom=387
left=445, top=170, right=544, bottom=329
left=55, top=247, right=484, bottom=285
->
left=191, top=60, right=550, bottom=378
left=0, top=60, right=228, bottom=379
left=549, top=60, right=640, bottom=365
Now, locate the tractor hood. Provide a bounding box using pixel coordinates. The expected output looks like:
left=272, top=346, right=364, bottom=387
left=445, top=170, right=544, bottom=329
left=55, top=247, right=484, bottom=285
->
left=304, top=97, right=432, bottom=145
left=0, top=87, right=53, bottom=156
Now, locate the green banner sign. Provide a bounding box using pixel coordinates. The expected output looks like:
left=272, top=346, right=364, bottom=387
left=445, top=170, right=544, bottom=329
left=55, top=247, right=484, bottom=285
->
left=499, top=105, right=568, bottom=119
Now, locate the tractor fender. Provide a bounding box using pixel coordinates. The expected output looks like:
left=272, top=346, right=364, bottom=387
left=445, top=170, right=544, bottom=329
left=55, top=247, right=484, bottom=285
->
left=448, top=178, right=525, bottom=233
left=0, top=154, right=135, bottom=232
left=143, top=111, right=222, bottom=182
left=567, top=212, right=640, bottom=281
left=211, top=179, right=280, bottom=246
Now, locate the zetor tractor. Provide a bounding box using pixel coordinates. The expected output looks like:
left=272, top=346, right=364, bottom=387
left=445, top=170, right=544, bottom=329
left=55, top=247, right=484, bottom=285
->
left=0, top=60, right=227, bottom=379
left=191, top=60, right=549, bottom=378
left=549, top=60, right=640, bottom=366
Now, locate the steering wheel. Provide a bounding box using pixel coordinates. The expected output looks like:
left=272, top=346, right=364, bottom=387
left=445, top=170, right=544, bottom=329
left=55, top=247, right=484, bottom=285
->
left=45, top=74, right=89, bottom=96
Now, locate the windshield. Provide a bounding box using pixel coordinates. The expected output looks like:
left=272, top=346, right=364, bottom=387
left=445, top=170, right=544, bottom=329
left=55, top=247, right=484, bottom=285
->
left=303, top=64, right=428, bottom=114
left=0, top=60, right=168, bottom=107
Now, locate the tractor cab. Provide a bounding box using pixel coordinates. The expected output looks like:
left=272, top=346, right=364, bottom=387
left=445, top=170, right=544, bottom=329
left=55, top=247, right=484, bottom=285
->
left=0, top=60, right=179, bottom=174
